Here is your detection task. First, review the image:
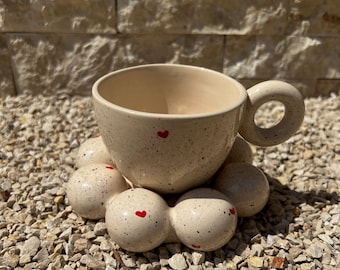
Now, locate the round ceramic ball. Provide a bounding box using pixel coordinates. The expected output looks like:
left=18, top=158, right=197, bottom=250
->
left=105, top=188, right=171, bottom=252
left=76, top=135, right=113, bottom=168
left=214, top=162, right=269, bottom=217
left=225, top=135, right=253, bottom=164
left=171, top=188, right=237, bottom=251
left=66, top=163, right=127, bottom=219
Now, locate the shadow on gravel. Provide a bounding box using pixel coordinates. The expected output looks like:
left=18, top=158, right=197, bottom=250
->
left=236, top=174, right=339, bottom=245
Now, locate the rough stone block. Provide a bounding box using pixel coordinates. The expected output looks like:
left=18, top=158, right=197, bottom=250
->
left=118, top=0, right=289, bottom=35
left=224, top=35, right=340, bottom=81
left=0, top=0, right=116, bottom=34
left=9, top=34, right=120, bottom=95
left=288, top=0, right=340, bottom=36
left=118, top=34, right=224, bottom=71
left=9, top=34, right=223, bottom=95
left=0, top=35, right=16, bottom=96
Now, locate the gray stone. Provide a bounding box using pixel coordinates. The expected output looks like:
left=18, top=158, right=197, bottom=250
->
left=307, top=244, right=324, bottom=259
left=294, top=254, right=308, bottom=263
left=300, top=262, right=315, bottom=270
left=274, top=239, right=290, bottom=250
left=232, top=255, right=244, bottom=265
left=19, top=253, right=31, bottom=265
left=192, top=251, right=205, bottom=265
left=32, top=247, right=49, bottom=262
left=68, top=234, right=81, bottom=245
left=247, top=256, right=264, bottom=268
left=121, top=254, right=136, bottom=268
left=83, top=231, right=96, bottom=240
left=318, top=234, right=334, bottom=245
left=289, top=246, right=301, bottom=259
left=82, top=254, right=106, bottom=269
left=168, top=253, right=187, bottom=270
left=250, top=243, right=264, bottom=257
left=73, top=238, right=89, bottom=253
left=94, top=222, right=107, bottom=236
left=20, top=236, right=41, bottom=257
left=59, top=227, right=72, bottom=239
left=139, top=264, right=157, bottom=270
left=3, top=252, right=19, bottom=268
left=99, top=238, right=113, bottom=251
left=35, top=258, right=50, bottom=269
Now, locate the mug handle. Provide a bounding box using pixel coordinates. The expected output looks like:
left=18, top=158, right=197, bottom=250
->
left=239, top=80, right=305, bottom=147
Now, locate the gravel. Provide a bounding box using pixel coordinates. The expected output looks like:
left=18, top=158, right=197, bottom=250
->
left=0, top=92, right=339, bottom=269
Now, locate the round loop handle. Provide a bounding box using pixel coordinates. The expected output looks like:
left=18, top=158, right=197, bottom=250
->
left=239, top=80, right=305, bottom=146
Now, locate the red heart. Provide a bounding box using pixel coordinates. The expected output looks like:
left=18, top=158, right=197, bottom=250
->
left=192, top=244, right=201, bottom=249
left=105, top=165, right=114, bottom=170
left=229, top=208, right=235, bottom=215
left=135, top=210, right=147, bottom=218
left=157, top=130, right=169, bottom=138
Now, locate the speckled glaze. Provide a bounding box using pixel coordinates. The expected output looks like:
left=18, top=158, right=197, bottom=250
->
left=239, top=80, right=305, bottom=146
left=66, top=118, right=262, bottom=252
left=103, top=187, right=237, bottom=252
left=171, top=188, right=237, bottom=251
left=214, top=162, right=270, bottom=217
left=105, top=188, right=171, bottom=252
left=67, top=137, right=269, bottom=252
left=92, top=64, right=304, bottom=194
left=76, top=135, right=113, bottom=168
left=66, top=163, right=128, bottom=219
left=224, top=135, right=253, bottom=165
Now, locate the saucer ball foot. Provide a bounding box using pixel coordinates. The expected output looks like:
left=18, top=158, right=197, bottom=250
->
left=214, top=162, right=270, bottom=217
left=105, top=188, right=171, bottom=253
left=66, top=163, right=128, bottom=219
left=224, top=135, right=253, bottom=165
left=171, top=188, right=238, bottom=251
left=76, top=135, right=113, bottom=168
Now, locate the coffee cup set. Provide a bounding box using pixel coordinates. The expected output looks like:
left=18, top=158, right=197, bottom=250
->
left=66, top=64, right=305, bottom=252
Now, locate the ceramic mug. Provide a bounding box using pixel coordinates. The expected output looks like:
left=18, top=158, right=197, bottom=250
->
left=93, top=64, right=304, bottom=193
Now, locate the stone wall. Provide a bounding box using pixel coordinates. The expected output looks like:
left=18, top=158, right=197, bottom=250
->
left=0, top=0, right=339, bottom=97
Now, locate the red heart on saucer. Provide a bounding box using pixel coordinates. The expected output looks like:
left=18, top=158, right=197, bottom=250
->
left=135, top=210, right=147, bottom=218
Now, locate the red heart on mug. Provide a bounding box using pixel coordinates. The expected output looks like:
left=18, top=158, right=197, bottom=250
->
left=157, top=130, right=169, bottom=138
left=229, top=208, right=235, bottom=215
left=192, top=244, right=201, bottom=249
left=135, top=210, right=147, bottom=218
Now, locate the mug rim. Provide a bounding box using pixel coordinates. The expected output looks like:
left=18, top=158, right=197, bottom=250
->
left=92, top=64, right=247, bottom=119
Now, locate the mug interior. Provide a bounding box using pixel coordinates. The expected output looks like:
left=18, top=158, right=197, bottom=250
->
left=94, top=64, right=246, bottom=116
